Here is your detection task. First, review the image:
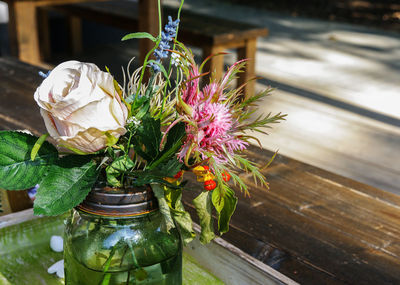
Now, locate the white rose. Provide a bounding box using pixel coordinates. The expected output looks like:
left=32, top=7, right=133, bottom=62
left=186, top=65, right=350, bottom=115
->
left=34, top=60, right=128, bottom=153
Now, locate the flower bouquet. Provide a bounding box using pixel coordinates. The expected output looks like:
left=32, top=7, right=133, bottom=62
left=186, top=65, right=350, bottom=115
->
left=0, top=2, right=285, bottom=284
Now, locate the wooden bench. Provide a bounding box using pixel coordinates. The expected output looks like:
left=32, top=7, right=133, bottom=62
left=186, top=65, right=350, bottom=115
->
left=3, top=57, right=400, bottom=284
left=40, top=0, right=268, bottom=99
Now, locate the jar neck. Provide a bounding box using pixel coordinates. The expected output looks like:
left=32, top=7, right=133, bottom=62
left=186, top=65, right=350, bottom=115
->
left=77, top=185, right=159, bottom=218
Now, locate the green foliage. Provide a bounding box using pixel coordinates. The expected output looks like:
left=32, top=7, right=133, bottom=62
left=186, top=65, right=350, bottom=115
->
left=235, top=155, right=268, bottom=188
left=33, top=155, right=99, bottom=216
left=121, top=32, right=157, bottom=42
left=148, top=122, right=186, bottom=170
left=162, top=123, right=186, bottom=153
left=151, top=183, right=175, bottom=232
left=165, top=186, right=195, bottom=245
left=193, top=191, right=215, bottom=244
left=212, top=186, right=238, bottom=234
left=106, top=156, right=135, bottom=187
left=0, top=131, right=57, bottom=190
left=132, top=116, right=162, bottom=163
left=127, top=158, right=182, bottom=186
left=237, top=112, right=287, bottom=135
left=152, top=183, right=195, bottom=244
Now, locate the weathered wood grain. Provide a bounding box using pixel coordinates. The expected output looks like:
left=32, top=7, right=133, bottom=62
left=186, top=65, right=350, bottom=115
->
left=182, top=148, right=400, bottom=284
left=2, top=57, right=400, bottom=284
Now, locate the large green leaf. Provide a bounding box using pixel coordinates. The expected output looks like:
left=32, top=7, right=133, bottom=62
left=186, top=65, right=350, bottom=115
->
left=0, top=131, right=58, bottom=190
left=151, top=183, right=175, bottom=232
left=212, top=186, right=238, bottom=234
left=132, top=116, right=162, bottom=163
left=148, top=123, right=185, bottom=170
left=33, top=155, right=99, bottom=216
left=193, top=191, right=215, bottom=244
left=163, top=122, right=186, bottom=152
left=165, top=187, right=195, bottom=245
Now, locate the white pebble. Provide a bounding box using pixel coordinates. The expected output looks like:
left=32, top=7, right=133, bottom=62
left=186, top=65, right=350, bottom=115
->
left=48, top=259, right=64, bottom=278
left=50, top=235, right=64, bottom=252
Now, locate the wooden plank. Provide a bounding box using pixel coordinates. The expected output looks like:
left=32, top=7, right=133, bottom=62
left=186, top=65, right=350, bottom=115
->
left=187, top=224, right=298, bottom=285
left=46, top=1, right=140, bottom=31
left=0, top=58, right=47, bottom=135
left=180, top=148, right=400, bottom=284
left=0, top=208, right=37, bottom=229
left=252, top=87, right=400, bottom=195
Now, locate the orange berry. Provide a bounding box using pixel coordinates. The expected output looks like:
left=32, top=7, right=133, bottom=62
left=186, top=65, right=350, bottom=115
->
left=204, top=180, right=217, bottom=191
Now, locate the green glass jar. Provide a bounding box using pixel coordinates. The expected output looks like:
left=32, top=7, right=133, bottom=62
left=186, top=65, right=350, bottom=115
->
left=64, top=185, right=182, bottom=285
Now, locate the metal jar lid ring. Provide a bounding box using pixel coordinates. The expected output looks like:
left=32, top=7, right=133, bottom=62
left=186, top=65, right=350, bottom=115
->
left=77, top=185, right=159, bottom=217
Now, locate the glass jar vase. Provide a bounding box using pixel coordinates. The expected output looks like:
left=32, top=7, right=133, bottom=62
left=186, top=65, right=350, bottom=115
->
left=64, top=185, right=182, bottom=285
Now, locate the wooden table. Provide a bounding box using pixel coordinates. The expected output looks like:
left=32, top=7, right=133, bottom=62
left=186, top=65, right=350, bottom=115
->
left=4, top=0, right=158, bottom=66
left=2, top=57, right=400, bottom=284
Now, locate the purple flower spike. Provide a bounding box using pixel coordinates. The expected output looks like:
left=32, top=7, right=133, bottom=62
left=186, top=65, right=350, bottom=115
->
left=150, top=16, right=180, bottom=73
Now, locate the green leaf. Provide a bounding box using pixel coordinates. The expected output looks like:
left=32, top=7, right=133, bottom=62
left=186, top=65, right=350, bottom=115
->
left=108, top=156, right=135, bottom=173
left=133, top=99, right=150, bottom=121
left=151, top=183, right=175, bottom=232
left=121, top=32, right=157, bottom=42
left=165, top=187, right=195, bottom=245
left=106, top=156, right=134, bottom=187
left=148, top=123, right=185, bottom=170
left=132, top=116, right=162, bottom=163
left=212, top=186, right=238, bottom=234
left=33, top=155, right=99, bottom=216
left=0, top=131, right=58, bottom=190
left=163, top=123, right=186, bottom=151
left=193, top=191, right=215, bottom=244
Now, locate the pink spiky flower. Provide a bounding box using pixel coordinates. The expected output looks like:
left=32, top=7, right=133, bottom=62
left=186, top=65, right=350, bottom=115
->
left=179, top=100, right=248, bottom=164
left=177, top=63, right=249, bottom=164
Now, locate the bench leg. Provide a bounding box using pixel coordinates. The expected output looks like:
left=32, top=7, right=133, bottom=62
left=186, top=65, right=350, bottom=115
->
left=237, top=38, right=257, bottom=100
left=37, top=8, right=52, bottom=61
left=68, top=16, right=83, bottom=55
left=202, top=45, right=225, bottom=85
left=138, top=0, right=158, bottom=64
left=7, top=1, right=42, bottom=65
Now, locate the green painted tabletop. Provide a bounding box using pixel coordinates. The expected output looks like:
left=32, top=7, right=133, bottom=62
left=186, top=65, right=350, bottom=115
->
left=0, top=215, right=223, bottom=285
